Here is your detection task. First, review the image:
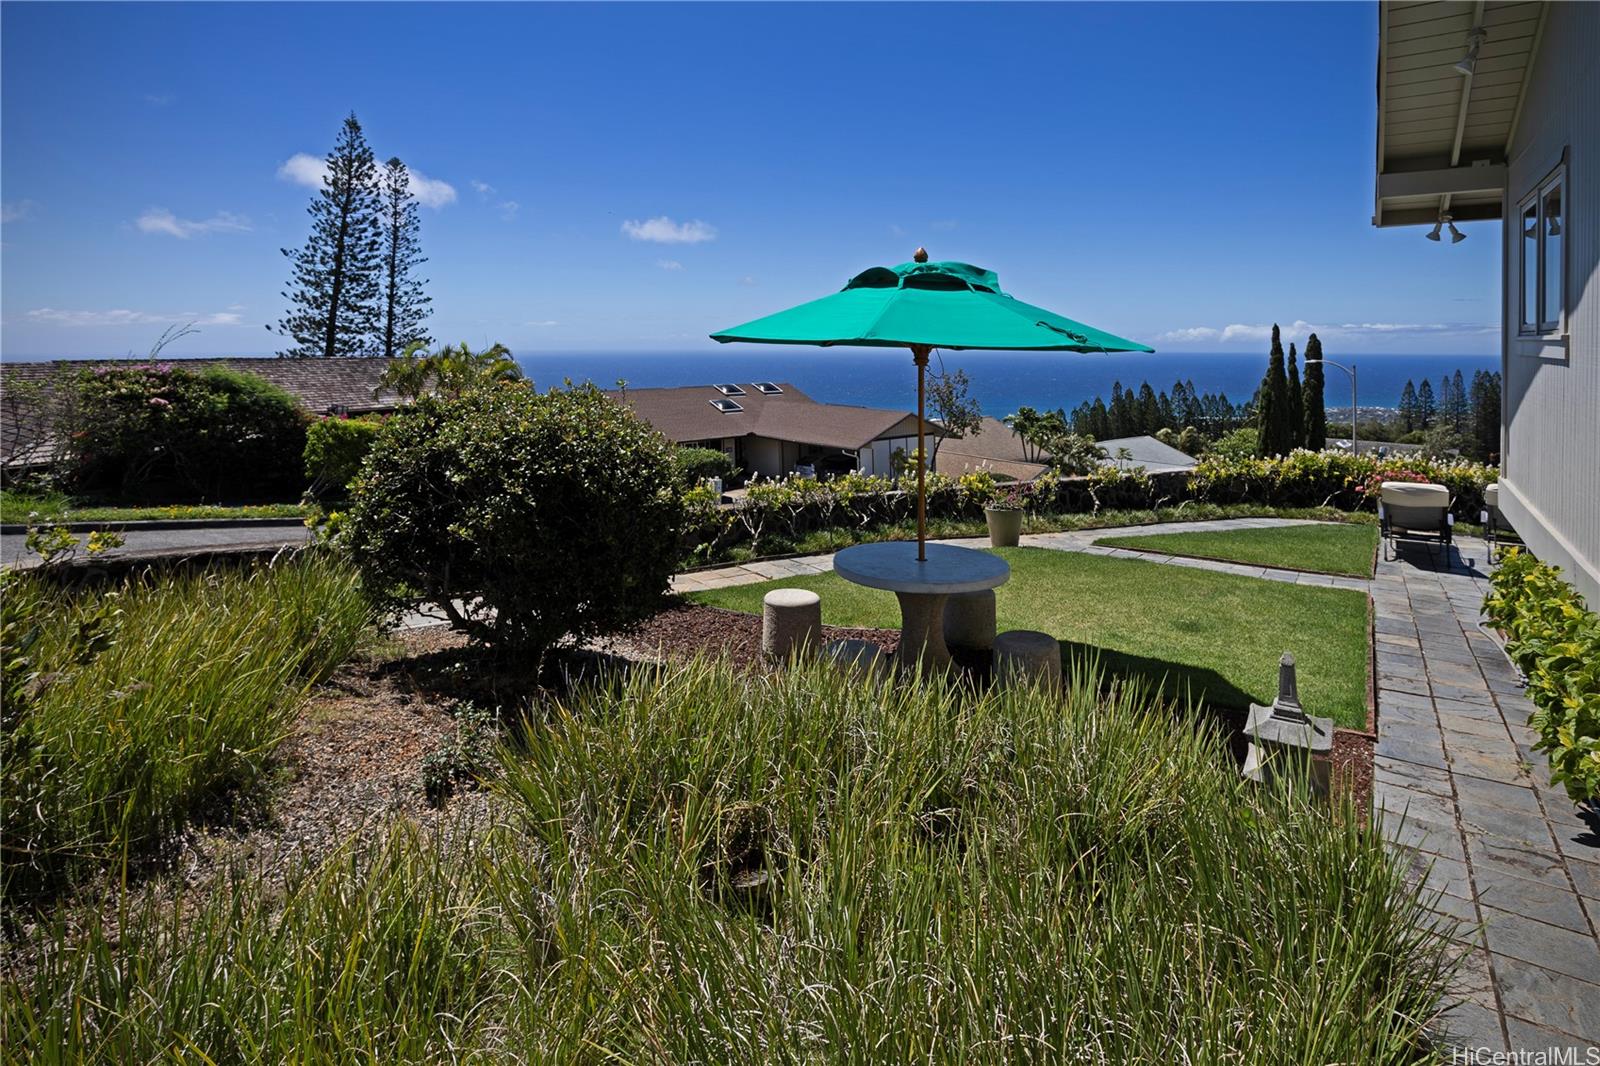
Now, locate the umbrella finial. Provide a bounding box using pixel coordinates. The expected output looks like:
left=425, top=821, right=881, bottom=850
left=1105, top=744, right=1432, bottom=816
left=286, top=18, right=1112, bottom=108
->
left=913, top=246, right=929, bottom=263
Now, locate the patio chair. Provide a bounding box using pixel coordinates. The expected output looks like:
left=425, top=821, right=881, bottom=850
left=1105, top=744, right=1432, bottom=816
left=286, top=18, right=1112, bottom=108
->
left=1378, top=481, right=1452, bottom=562
left=1480, top=483, right=1518, bottom=552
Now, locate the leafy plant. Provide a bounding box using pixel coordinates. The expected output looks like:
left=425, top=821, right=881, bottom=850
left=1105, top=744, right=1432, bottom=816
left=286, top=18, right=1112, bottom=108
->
left=1483, top=549, right=1599, bottom=802
left=303, top=414, right=383, bottom=499
left=381, top=340, right=523, bottom=401
left=345, top=383, right=683, bottom=670
left=672, top=445, right=736, bottom=487
left=420, top=702, right=499, bottom=805
left=61, top=364, right=308, bottom=503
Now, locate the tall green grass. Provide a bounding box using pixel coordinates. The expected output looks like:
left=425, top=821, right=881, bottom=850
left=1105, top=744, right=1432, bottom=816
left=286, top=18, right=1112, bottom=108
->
left=1, top=551, right=370, bottom=907
left=7, top=659, right=1456, bottom=1062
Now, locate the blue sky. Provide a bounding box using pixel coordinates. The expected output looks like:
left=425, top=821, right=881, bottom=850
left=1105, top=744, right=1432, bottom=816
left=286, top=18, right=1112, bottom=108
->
left=1, top=2, right=1501, bottom=360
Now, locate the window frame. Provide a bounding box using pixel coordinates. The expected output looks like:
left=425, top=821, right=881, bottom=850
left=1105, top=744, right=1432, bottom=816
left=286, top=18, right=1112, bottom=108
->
left=1517, top=160, right=1567, bottom=339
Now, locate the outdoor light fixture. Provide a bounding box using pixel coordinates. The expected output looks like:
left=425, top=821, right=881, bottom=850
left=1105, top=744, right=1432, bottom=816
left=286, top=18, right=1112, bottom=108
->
left=1454, top=26, right=1486, bottom=76
left=1426, top=213, right=1463, bottom=243
left=1427, top=219, right=1444, bottom=242
left=1449, top=220, right=1466, bottom=243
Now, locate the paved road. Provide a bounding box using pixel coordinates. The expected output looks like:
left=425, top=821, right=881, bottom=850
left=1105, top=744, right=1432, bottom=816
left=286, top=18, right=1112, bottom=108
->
left=1, top=524, right=311, bottom=567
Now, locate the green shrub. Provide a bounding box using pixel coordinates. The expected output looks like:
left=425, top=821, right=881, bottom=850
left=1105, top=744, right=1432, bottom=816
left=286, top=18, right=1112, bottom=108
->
left=6, top=660, right=1456, bottom=1060
left=1, top=552, right=370, bottom=907
left=304, top=415, right=384, bottom=499
left=1191, top=449, right=1494, bottom=519
left=672, top=445, right=735, bottom=486
left=1209, top=427, right=1259, bottom=460
left=61, top=364, right=309, bottom=503
left=1483, top=549, right=1600, bottom=802
left=345, top=383, right=683, bottom=668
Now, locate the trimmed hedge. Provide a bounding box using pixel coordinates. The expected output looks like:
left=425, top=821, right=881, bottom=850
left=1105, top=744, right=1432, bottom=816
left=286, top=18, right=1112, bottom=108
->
left=304, top=415, right=383, bottom=500
left=1483, top=549, right=1600, bottom=803
left=61, top=364, right=308, bottom=503
left=685, top=450, right=1496, bottom=560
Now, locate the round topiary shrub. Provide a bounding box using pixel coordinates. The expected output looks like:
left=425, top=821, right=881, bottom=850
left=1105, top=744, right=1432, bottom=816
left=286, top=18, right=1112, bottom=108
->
left=344, top=383, right=683, bottom=668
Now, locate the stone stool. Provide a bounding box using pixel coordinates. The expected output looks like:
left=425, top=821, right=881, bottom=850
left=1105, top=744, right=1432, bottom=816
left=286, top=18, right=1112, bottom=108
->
left=943, top=589, right=997, bottom=652
left=992, top=630, right=1061, bottom=690
left=762, top=588, right=822, bottom=660
left=821, top=638, right=891, bottom=679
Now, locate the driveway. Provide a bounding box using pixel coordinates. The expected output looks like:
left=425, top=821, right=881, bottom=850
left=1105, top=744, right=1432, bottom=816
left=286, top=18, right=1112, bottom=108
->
left=1, top=523, right=311, bottom=568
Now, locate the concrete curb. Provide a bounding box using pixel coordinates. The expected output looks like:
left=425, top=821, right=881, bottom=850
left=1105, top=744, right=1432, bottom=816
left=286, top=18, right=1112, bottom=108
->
left=0, top=517, right=309, bottom=534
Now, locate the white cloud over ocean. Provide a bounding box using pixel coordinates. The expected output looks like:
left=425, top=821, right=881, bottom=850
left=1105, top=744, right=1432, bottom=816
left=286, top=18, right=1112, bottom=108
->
left=622, top=216, right=716, bottom=244
left=136, top=207, right=252, bottom=238
left=277, top=153, right=457, bottom=208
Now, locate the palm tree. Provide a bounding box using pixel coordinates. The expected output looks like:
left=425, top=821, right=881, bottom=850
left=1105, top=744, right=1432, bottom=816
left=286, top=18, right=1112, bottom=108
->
left=381, top=341, right=524, bottom=402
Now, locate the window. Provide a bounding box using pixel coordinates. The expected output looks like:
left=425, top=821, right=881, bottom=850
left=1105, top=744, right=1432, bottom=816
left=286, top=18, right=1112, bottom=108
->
left=713, top=384, right=745, bottom=396
left=708, top=398, right=743, bottom=413
left=752, top=382, right=783, bottom=395
left=1518, top=163, right=1566, bottom=336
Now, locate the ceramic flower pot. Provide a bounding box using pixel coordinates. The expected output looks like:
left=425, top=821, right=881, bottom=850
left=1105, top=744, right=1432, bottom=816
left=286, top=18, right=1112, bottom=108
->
left=985, top=506, right=1023, bottom=547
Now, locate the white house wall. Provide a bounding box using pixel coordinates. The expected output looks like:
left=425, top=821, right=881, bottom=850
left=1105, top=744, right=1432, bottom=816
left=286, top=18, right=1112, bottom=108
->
left=1499, top=0, right=1600, bottom=605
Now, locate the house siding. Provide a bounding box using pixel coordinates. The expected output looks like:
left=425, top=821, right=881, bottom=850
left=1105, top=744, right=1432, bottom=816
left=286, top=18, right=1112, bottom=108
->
left=1500, top=0, right=1600, bottom=605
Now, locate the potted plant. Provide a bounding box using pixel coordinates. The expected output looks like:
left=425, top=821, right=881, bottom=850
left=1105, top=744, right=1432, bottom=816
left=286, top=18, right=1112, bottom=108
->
left=984, top=484, right=1027, bottom=547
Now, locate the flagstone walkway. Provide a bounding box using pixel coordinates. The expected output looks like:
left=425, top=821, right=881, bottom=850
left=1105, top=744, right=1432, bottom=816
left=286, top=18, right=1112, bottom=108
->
left=673, top=518, right=1600, bottom=1055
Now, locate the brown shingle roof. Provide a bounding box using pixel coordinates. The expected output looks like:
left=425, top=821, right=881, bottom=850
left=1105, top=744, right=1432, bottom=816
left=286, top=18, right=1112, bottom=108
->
left=609, top=383, right=942, bottom=452
left=1, top=357, right=400, bottom=469
left=933, top=416, right=1049, bottom=480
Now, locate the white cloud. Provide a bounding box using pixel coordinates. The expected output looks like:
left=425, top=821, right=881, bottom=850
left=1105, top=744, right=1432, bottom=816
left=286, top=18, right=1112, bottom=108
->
left=2, top=200, right=36, bottom=224
left=135, top=207, right=252, bottom=238
left=930, top=218, right=959, bottom=231
left=471, top=179, right=518, bottom=220
left=656, top=259, right=685, bottom=271
left=277, top=152, right=328, bottom=188
left=143, top=92, right=175, bottom=106
left=278, top=153, right=456, bottom=208
left=739, top=275, right=758, bottom=286
left=407, top=169, right=456, bottom=208
left=622, top=216, right=717, bottom=244
left=27, top=307, right=246, bottom=328
left=523, top=319, right=560, bottom=327
left=1156, top=319, right=1497, bottom=346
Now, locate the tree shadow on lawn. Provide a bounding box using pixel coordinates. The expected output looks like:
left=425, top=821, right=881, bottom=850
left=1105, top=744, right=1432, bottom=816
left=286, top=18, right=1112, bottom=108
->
left=1058, top=639, right=1254, bottom=764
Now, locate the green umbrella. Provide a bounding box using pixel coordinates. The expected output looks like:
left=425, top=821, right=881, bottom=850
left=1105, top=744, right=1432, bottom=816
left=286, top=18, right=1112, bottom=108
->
left=711, top=250, right=1153, bottom=558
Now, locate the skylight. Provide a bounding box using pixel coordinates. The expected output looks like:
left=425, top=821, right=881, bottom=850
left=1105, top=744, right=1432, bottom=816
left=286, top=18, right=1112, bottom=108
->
left=752, top=382, right=783, bottom=395
left=709, top=398, right=744, bottom=413
left=713, top=384, right=746, bottom=396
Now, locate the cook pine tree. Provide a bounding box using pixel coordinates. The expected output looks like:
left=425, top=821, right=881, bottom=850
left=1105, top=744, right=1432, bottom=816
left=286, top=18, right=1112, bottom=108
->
left=274, top=113, right=383, bottom=358
left=378, top=157, right=433, bottom=358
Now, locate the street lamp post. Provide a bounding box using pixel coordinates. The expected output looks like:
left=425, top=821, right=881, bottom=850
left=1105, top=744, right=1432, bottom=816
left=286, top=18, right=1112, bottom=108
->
left=1306, top=358, right=1357, bottom=456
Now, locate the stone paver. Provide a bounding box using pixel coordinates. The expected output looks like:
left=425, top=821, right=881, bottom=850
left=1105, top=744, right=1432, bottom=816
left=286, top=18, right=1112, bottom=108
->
left=676, top=518, right=1600, bottom=1054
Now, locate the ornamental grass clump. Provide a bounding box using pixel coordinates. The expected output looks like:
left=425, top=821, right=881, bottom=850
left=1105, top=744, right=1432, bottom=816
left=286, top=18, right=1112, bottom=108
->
left=8, top=659, right=1457, bottom=1062
left=1, top=551, right=370, bottom=908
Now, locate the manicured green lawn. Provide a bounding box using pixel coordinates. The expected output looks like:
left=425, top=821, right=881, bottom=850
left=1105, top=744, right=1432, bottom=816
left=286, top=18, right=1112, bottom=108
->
left=1093, top=522, right=1379, bottom=579
left=0, top=489, right=311, bottom=524
left=692, top=546, right=1371, bottom=727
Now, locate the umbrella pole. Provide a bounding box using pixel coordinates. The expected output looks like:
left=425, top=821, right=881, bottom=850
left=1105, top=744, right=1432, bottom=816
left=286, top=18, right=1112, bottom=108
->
left=912, top=344, right=930, bottom=561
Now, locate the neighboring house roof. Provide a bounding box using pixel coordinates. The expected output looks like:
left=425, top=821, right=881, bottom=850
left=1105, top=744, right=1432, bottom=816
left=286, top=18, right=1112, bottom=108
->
left=1, top=356, right=401, bottom=469
left=1372, top=0, right=1546, bottom=227
left=609, top=383, right=941, bottom=452
left=933, top=415, right=1050, bottom=481
left=1098, top=435, right=1198, bottom=474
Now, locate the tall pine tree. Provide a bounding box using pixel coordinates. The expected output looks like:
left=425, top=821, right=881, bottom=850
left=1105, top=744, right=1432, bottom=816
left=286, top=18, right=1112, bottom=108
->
left=1255, top=324, right=1293, bottom=456
left=1399, top=380, right=1419, bottom=432
left=1286, top=341, right=1304, bottom=450
left=1469, top=370, right=1502, bottom=462
left=275, top=114, right=382, bottom=358
left=1417, top=379, right=1437, bottom=428
left=379, top=157, right=433, bottom=359
left=1302, top=332, right=1327, bottom=450
left=1446, top=368, right=1469, bottom=432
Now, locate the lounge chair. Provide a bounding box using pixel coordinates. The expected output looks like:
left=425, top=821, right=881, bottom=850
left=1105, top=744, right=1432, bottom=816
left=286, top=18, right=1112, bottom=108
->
left=1481, top=483, right=1518, bottom=552
left=1378, top=481, right=1453, bottom=562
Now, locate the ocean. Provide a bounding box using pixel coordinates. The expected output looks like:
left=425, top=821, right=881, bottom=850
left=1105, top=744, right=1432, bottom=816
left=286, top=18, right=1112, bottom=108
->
left=515, top=349, right=1500, bottom=417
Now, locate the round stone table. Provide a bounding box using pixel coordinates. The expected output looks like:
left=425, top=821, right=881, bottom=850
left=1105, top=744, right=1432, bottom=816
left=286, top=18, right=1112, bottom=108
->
left=831, top=541, right=1010, bottom=672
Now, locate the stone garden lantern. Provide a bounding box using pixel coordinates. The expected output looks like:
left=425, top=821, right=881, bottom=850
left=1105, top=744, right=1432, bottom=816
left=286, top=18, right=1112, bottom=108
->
left=1243, top=652, right=1334, bottom=797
